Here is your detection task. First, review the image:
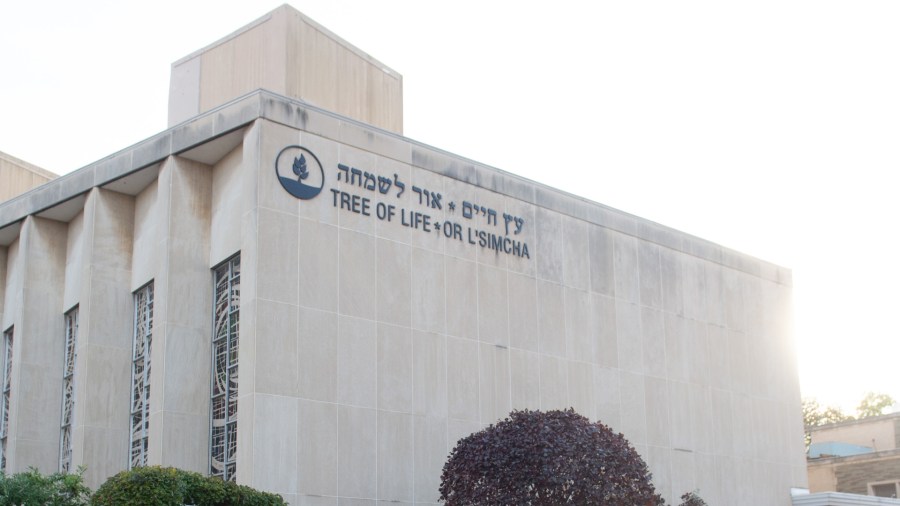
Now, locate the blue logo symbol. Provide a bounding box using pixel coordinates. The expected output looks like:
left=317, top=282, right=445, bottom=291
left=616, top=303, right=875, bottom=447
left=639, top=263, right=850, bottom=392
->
left=276, top=146, right=324, bottom=200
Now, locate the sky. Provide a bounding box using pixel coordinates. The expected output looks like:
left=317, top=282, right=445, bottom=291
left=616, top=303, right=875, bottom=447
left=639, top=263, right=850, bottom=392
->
left=2, top=1, right=899, bottom=413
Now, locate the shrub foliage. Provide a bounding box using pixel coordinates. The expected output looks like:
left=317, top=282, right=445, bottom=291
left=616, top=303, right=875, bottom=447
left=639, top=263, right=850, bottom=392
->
left=91, top=466, right=286, bottom=506
left=678, top=490, right=708, bottom=506
left=0, top=467, right=91, bottom=506
left=439, top=408, right=664, bottom=505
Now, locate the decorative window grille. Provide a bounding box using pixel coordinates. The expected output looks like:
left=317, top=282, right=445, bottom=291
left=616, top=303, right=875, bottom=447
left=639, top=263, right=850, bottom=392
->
left=59, top=308, right=79, bottom=472
left=210, top=255, right=240, bottom=481
left=871, top=481, right=900, bottom=498
left=129, top=283, right=153, bottom=469
left=0, top=327, right=13, bottom=472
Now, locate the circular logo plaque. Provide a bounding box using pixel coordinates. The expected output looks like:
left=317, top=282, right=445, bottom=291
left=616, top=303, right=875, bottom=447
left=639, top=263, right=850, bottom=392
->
left=275, top=146, right=324, bottom=200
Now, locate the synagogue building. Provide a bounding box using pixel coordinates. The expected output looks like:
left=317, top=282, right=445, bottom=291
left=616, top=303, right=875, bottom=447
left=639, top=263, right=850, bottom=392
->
left=0, top=6, right=806, bottom=505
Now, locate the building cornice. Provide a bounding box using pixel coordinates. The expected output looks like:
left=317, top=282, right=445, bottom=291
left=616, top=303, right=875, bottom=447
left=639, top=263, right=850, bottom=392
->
left=0, top=89, right=791, bottom=284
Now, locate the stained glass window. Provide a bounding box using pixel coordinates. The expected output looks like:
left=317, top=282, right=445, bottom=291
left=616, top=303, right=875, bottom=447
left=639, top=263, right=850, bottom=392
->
left=210, top=255, right=239, bottom=481
left=59, top=308, right=78, bottom=472
left=130, top=283, right=153, bottom=469
left=0, top=327, right=13, bottom=472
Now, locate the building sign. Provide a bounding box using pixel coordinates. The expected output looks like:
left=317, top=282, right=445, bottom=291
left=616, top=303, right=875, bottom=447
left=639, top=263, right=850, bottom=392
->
left=277, top=147, right=530, bottom=259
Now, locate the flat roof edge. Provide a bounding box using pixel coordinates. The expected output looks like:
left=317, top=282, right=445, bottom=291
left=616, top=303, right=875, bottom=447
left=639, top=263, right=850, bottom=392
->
left=0, top=89, right=790, bottom=283
left=0, top=91, right=263, bottom=233
left=793, top=492, right=900, bottom=505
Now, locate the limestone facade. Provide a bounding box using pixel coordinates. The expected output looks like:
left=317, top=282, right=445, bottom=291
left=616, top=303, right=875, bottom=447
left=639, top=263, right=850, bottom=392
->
left=0, top=89, right=806, bottom=505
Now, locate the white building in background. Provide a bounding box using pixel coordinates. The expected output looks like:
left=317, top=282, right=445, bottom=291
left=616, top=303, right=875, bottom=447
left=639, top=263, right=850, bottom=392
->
left=0, top=6, right=807, bottom=505
left=807, top=413, right=900, bottom=497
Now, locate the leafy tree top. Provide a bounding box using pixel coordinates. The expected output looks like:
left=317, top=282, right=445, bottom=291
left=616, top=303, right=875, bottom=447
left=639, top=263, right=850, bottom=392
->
left=803, top=398, right=853, bottom=428
left=857, top=392, right=895, bottom=419
left=803, top=391, right=897, bottom=429
left=439, top=408, right=663, bottom=506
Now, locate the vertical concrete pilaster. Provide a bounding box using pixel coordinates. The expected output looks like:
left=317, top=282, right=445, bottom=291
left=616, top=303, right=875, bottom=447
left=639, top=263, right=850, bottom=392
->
left=235, top=121, right=260, bottom=488
left=7, top=217, right=67, bottom=473
left=71, top=188, right=135, bottom=488
left=0, top=246, right=6, bottom=334
left=148, top=156, right=213, bottom=473
left=0, top=240, right=18, bottom=353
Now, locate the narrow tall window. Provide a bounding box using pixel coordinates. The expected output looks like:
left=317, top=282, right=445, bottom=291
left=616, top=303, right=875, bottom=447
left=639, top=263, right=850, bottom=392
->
left=59, top=308, right=78, bottom=472
left=0, top=327, right=13, bottom=472
left=129, top=283, right=153, bottom=469
left=210, top=255, right=240, bottom=481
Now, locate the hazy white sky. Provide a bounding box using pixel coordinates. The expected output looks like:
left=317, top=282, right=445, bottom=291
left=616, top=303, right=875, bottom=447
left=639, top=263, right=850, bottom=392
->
left=2, top=1, right=899, bottom=412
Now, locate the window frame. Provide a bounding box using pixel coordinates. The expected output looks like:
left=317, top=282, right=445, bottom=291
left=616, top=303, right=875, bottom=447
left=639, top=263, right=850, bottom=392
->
left=59, top=306, right=79, bottom=472
left=0, top=326, right=13, bottom=472
left=129, top=282, right=154, bottom=469
left=209, top=254, right=240, bottom=482
left=869, top=480, right=899, bottom=498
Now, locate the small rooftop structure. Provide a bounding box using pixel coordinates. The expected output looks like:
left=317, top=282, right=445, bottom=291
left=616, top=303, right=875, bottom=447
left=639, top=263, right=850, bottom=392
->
left=0, top=150, right=57, bottom=203
left=168, top=4, right=403, bottom=133
left=810, top=441, right=875, bottom=459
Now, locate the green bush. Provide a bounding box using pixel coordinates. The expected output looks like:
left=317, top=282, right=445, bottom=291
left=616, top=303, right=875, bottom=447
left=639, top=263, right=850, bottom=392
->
left=91, top=466, right=286, bottom=506
left=678, top=490, right=708, bottom=506
left=0, top=467, right=91, bottom=506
